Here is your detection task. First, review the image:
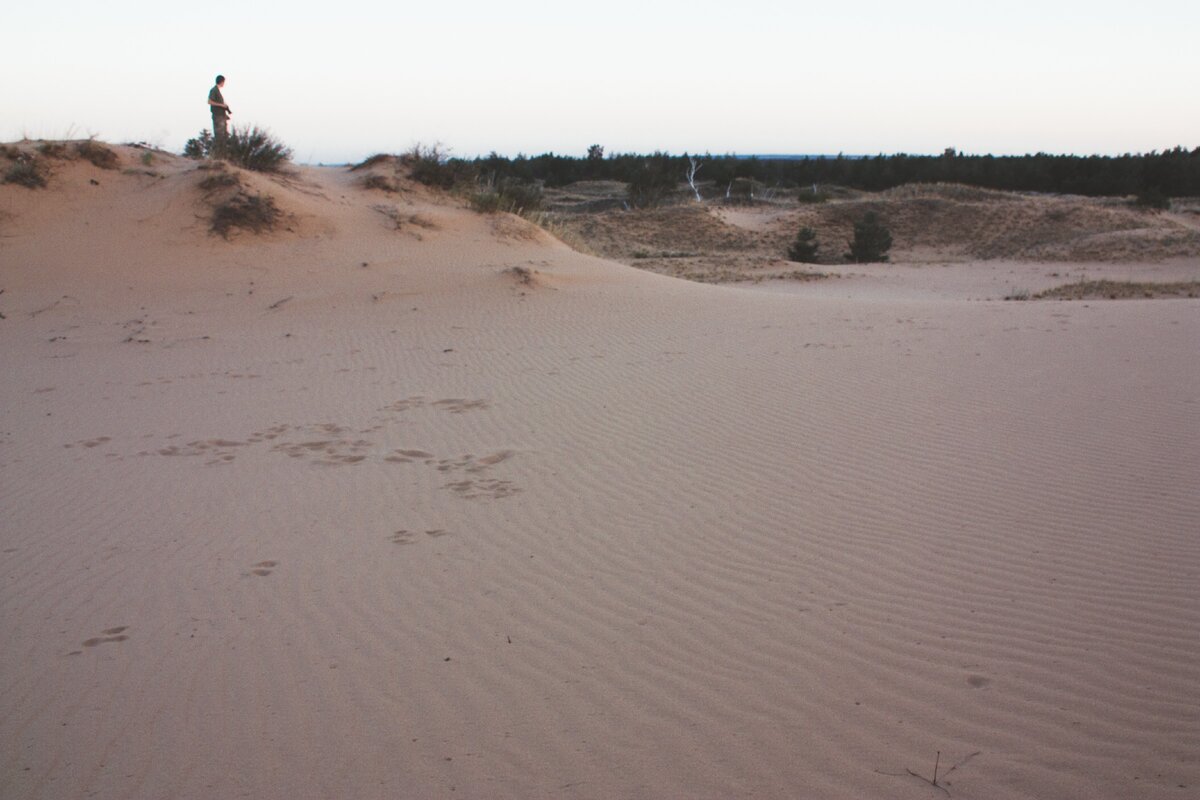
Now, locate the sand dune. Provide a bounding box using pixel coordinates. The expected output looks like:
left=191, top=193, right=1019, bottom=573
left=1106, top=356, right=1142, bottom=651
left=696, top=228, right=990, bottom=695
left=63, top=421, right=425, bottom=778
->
left=2, top=144, right=1198, bottom=799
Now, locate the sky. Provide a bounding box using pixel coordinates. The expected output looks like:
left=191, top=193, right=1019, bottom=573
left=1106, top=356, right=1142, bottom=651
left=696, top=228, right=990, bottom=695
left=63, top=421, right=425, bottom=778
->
left=4, top=0, right=1197, bottom=164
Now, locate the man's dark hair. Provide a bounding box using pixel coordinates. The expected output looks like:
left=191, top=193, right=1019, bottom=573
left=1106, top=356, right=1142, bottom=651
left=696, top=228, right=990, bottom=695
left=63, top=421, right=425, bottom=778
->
left=215, top=75, right=225, bottom=85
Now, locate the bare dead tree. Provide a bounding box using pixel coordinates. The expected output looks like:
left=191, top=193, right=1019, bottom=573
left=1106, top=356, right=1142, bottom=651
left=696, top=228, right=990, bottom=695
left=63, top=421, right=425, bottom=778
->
left=686, top=156, right=703, bottom=202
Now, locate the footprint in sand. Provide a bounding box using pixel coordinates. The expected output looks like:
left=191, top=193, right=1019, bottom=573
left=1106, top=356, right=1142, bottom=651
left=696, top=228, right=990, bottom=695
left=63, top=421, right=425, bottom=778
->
left=385, top=449, right=435, bottom=464
left=966, top=675, right=991, bottom=689
left=389, top=529, right=453, bottom=545
left=382, top=397, right=426, bottom=413
left=444, top=478, right=520, bottom=500
left=82, top=625, right=130, bottom=647
left=432, top=399, right=489, bottom=414
left=250, top=560, right=278, bottom=576
left=64, top=436, right=112, bottom=450
left=389, top=530, right=416, bottom=545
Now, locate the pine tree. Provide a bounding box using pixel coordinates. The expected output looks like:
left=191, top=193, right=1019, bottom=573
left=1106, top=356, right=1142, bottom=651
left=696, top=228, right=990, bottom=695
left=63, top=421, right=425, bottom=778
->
left=846, top=212, right=893, bottom=263
left=787, top=226, right=820, bottom=262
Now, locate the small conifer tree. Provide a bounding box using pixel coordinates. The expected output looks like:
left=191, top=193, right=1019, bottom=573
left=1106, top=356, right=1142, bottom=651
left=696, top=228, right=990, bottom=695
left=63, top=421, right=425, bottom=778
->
left=788, top=226, right=820, bottom=262
left=846, top=211, right=893, bottom=263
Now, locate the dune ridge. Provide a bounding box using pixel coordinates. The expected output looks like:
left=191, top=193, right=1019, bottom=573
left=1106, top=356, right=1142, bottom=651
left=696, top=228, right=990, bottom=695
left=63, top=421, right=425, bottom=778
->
left=2, top=144, right=1198, bottom=799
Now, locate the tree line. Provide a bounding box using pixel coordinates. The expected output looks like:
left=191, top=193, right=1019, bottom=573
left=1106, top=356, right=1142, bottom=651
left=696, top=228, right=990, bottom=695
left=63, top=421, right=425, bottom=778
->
left=461, top=146, right=1199, bottom=199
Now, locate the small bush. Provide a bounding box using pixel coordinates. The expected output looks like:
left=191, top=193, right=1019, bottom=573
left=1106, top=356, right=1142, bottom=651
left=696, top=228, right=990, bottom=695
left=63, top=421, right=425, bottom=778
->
left=4, top=156, right=47, bottom=188
left=37, top=142, right=72, bottom=159
left=795, top=186, right=830, bottom=204
left=846, top=211, right=893, bottom=263
left=787, top=226, right=820, bottom=262
left=351, top=153, right=393, bottom=171
left=470, top=177, right=543, bottom=214
left=403, top=143, right=474, bottom=189
left=211, top=192, right=280, bottom=238
left=214, top=126, right=292, bottom=173
left=197, top=171, right=240, bottom=192
left=76, top=140, right=120, bottom=169
left=184, top=130, right=214, bottom=159
left=1135, top=187, right=1170, bottom=211
left=627, top=154, right=680, bottom=209
left=363, top=174, right=398, bottom=192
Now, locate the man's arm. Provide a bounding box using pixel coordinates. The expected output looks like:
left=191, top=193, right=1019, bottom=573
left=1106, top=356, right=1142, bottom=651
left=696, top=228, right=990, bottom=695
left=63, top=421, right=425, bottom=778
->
left=208, top=90, right=231, bottom=113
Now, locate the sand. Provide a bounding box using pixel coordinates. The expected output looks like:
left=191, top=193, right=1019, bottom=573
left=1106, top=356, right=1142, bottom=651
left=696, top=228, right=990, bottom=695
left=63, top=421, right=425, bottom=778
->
left=2, top=145, right=1198, bottom=799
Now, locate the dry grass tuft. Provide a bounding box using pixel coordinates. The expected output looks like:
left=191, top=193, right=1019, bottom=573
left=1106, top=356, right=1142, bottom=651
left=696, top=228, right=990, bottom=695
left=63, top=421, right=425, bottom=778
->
left=37, top=142, right=72, bottom=159
left=1033, top=280, right=1200, bottom=300
left=3, top=155, right=48, bottom=189
left=210, top=192, right=281, bottom=238
left=75, top=140, right=120, bottom=169
left=351, top=153, right=394, bottom=172
left=505, top=266, right=536, bottom=285
left=363, top=174, right=398, bottom=193
left=197, top=170, right=241, bottom=192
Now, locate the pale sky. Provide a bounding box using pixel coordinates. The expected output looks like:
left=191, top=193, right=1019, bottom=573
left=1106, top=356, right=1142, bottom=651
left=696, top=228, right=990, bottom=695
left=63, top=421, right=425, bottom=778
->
left=5, top=0, right=1197, bottom=163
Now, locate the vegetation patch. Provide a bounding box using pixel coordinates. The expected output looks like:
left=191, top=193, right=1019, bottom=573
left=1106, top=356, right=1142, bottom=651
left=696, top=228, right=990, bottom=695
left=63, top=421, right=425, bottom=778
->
left=1032, top=280, right=1200, bottom=300
left=4, top=155, right=48, bottom=188
left=351, top=153, right=394, bottom=171
left=504, top=265, right=536, bottom=285
left=787, top=226, right=820, bottom=262
left=211, top=192, right=281, bottom=238
left=363, top=174, right=398, bottom=193
left=795, top=186, right=830, bottom=204
left=403, top=144, right=474, bottom=189
left=183, top=130, right=214, bottom=159
left=846, top=212, right=893, bottom=263
left=184, top=127, right=292, bottom=173
left=219, top=126, right=292, bottom=173
left=75, top=140, right=120, bottom=169
left=198, top=170, right=240, bottom=192
left=37, top=142, right=72, bottom=159
left=627, top=154, right=683, bottom=208
left=470, top=178, right=544, bottom=214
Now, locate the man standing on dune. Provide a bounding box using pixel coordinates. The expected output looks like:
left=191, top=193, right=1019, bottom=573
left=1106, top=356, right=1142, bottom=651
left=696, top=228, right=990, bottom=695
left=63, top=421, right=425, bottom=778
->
left=208, top=75, right=231, bottom=145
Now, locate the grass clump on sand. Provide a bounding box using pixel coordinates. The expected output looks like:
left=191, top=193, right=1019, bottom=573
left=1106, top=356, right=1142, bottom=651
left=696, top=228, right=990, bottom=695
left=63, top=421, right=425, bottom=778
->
left=351, top=153, right=393, bottom=172
left=211, top=192, right=280, bottom=238
left=4, top=155, right=48, bottom=188
left=197, top=168, right=241, bottom=192
left=402, top=143, right=474, bottom=189
left=75, top=140, right=120, bottom=169
left=470, top=177, right=544, bottom=214
left=1033, top=279, right=1200, bottom=300
left=362, top=174, right=398, bottom=193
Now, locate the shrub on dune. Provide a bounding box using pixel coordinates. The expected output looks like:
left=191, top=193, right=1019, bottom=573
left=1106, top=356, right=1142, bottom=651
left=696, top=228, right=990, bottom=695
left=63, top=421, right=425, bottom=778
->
left=4, top=155, right=47, bottom=188
left=216, top=126, right=293, bottom=173
left=183, top=130, right=214, bottom=160
left=471, top=177, right=543, bottom=214
left=351, top=153, right=393, bottom=171
left=403, top=143, right=474, bottom=189
left=183, top=126, right=292, bottom=173
left=75, top=140, right=120, bottom=169
left=210, top=192, right=281, bottom=238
